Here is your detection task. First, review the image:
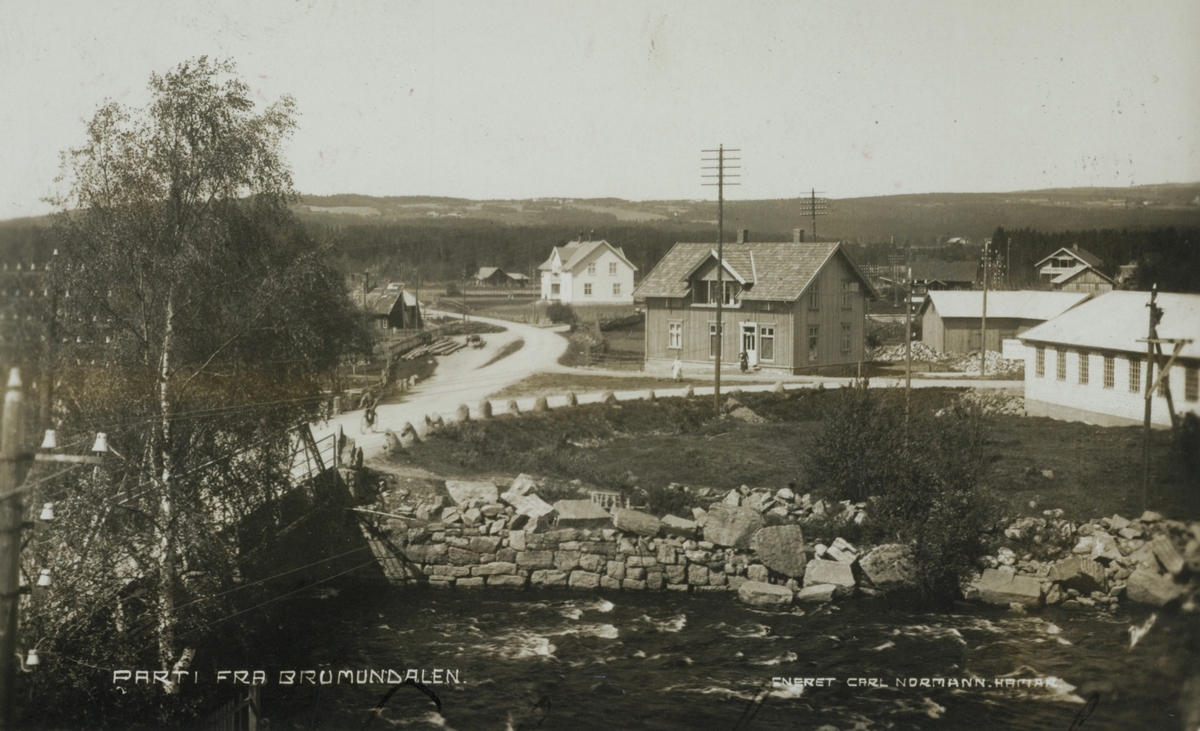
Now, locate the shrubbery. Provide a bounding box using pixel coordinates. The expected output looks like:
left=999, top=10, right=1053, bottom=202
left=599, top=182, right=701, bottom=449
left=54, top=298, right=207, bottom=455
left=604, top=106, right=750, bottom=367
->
left=546, top=302, right=577, bottom=324
left=804, top=387, right=995, bottom=603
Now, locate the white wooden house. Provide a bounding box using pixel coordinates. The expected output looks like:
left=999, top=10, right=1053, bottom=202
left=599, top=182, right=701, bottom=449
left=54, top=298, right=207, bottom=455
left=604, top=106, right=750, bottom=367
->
left=538, top=239, right=637, bottom=304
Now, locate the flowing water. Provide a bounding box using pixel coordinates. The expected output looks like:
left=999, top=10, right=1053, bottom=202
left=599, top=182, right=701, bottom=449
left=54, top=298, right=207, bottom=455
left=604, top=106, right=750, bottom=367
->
left=261, top=585, right=1195, bottom=730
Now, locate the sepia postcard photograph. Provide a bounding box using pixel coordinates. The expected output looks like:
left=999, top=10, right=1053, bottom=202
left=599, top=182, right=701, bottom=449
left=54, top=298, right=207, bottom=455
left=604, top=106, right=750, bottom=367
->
left=1, top=1, right=1199, bottom=728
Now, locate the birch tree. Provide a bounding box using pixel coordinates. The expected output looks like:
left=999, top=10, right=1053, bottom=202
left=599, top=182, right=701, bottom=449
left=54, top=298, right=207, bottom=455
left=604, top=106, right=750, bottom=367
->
left=31, top=57, right=369, bottom=705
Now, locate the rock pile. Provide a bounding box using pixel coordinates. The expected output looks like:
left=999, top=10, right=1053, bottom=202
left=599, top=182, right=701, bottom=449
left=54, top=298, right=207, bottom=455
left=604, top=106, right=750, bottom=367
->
left=965, top=509, right=1200, bottom=612
left=360, top=471, right=1199, bottom=614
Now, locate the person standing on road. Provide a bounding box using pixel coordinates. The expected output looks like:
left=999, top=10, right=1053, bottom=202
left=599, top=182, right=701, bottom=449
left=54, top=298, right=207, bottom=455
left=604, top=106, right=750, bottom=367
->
left=672, top=357, right=683, bottom=382
left=739, top=350, right=749, bottom=373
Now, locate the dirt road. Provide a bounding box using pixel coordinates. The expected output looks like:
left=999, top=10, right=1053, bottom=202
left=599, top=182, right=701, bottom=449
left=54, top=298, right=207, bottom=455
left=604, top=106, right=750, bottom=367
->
left=310, top=313, right=569, bottom=454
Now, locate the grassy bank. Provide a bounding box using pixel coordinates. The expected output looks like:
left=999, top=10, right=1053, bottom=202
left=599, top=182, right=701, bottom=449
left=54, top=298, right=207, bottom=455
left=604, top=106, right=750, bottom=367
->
left=390, top=388, right=1198, bottom=523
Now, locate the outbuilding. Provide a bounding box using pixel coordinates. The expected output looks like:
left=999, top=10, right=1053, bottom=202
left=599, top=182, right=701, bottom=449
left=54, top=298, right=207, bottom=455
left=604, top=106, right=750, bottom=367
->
left=1018, top=290, right=1200, bottom=427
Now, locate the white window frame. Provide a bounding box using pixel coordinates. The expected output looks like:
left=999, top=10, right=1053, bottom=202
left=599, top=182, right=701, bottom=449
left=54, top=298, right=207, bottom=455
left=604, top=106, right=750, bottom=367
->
left=587, top=263, right=596, bottom=275
left=668, top=321, right=682, bottom=350
left=613, top=283, right=621, bottom=296
left=609, top=262, right=617, bottom=275
left=584, top=282, right=592, bottom=296
left=759, top=325, right=775, bottom=362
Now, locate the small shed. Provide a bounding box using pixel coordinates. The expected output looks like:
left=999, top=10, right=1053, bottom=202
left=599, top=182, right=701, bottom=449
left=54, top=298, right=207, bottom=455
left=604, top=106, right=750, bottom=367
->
left=365, top=283, right=423, bottom=330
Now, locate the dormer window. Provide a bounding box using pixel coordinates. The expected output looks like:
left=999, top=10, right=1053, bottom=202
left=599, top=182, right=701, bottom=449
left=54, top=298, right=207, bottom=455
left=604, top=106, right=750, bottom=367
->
left=693, top=280, right=740, bottom=305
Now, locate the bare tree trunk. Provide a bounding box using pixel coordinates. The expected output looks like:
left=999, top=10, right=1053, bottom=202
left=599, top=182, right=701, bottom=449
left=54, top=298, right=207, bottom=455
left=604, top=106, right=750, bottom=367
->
left=156, top=292, right=177, bottom=677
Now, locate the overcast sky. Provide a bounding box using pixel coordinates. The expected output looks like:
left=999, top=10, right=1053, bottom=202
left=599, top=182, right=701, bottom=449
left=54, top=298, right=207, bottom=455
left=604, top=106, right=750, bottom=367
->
left=1, top=0, right=1198, bottom=220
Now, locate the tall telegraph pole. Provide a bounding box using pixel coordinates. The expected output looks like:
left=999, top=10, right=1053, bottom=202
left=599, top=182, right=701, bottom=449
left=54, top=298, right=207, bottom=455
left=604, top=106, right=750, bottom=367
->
left=980, top=238, right=990, bottom=378
left=702, top=145, right=739, bottom=414
left=806, top=189, right=828, bottom=240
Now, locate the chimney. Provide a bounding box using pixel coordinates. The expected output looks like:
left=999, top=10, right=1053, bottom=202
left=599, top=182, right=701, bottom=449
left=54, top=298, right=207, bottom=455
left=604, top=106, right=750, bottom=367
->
left=794, top=228, right=805, bottom=244
left=737, top=229, right=748, bottom=244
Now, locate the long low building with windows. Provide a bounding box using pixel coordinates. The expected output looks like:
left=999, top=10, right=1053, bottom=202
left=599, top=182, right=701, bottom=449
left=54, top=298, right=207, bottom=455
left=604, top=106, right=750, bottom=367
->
left=1018, top=290, right=1200, bottom=427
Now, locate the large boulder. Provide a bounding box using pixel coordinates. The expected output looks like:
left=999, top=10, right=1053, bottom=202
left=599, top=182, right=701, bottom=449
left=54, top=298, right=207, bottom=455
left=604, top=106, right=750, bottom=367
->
left=975, top=568, right=1043, bottom=607
left=749, top=525, right=808, bottom=578
left=795, top=584, right=836, bottom=603
left=1126, top=568, right=1186, bottom=607
left=660, top=514, right=698, bottom=538
left=858, top=544, right=917, bottom=591
left=737, top=580, right=793, bottom=608
left=508, top=474, right=539, bottom=497
left=1151, top=535, right=1186, bottom=576
left=1090, top=532, right=1122, bottom=563
left=446, top=480, right=499, bottom=506
left=553, top=500, right=613, bottom=529
left=802, top=559, right=856, bottom=589
left=1048, top=556, right=1107, bottom=594
left=703, top=505, right=764, bottom=549
left=500, top=492, right=556, bottom=526
left=611, top=508, right=661, bottom=537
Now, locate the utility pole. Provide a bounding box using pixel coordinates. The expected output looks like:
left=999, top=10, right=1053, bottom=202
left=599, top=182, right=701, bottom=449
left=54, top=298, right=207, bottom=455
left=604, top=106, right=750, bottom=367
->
left=462, top=270, right=467, bottom=322
left=1142, top=286, right=1162, bottom=512
left=803, top=189, right=828, bottom=241
left=0, top=369, right=26, bottom=727
left=702, top=145, right=739, bottom=414
left=904, top=265, right=912, bottom=390
left=980, top=238, right=990, bottom=378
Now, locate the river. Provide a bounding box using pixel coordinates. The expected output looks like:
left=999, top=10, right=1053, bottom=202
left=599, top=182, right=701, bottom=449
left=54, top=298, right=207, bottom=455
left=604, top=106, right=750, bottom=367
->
left=256, top=583, right=1193, bottom=730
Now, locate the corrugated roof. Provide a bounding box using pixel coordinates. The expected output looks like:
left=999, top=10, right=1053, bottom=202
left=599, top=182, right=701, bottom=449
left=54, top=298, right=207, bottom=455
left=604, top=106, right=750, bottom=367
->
left=364, top=285, right=418, bottom=314
left=1019, top=290, right=1200, bottom=358
left=925, top=290, right=1091, bottom=320
left=908, top=260, right=980, bottom=284
left=633, top=241, right=875, bottom=302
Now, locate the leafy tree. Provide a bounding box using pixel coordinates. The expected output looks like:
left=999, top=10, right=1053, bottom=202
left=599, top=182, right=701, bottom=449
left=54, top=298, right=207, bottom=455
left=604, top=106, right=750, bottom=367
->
left=24, top=58, right=370, bottom=723
left=804, top=388, right=995, bottom=603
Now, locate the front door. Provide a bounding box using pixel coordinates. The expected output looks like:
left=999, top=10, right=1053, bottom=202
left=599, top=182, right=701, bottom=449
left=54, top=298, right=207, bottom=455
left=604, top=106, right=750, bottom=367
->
left=741, top=323, right=757, bottom=367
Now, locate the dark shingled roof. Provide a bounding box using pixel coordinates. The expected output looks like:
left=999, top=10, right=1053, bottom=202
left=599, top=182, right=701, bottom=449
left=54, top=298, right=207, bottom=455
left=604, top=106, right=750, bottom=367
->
left=633, top=241, right=876, bottom=302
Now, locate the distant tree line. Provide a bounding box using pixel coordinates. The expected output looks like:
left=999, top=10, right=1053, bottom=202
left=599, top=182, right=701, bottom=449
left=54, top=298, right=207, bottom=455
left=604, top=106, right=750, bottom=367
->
left=4, top=217, right=1198, bottom=293
left=306, top=221, right=713, bottom=285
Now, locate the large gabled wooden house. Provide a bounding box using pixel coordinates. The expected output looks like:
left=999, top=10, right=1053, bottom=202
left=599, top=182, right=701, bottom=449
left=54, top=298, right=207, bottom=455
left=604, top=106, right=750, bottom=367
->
left=633, top=234, right=878, bottom=374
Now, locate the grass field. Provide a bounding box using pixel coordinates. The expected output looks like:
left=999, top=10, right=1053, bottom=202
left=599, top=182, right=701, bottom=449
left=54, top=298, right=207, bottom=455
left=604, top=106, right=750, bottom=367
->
left=386, top=388, right=1198, bottom=524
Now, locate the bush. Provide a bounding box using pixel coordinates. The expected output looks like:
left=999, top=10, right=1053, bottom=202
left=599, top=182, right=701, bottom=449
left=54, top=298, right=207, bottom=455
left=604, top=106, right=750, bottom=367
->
left=804, top=387, right=995, bottom=604
left=546, top=302, right=577, bottom=325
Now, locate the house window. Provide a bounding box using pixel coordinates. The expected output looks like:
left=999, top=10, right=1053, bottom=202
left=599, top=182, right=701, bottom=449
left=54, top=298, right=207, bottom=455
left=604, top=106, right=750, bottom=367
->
left=969, top=331, right=981, bottom=350
left=808, top=282, right=820, bottom=310
left=1104, top=355, right=1114, bottom=389
left=609, top=262, right=617, bottom=275
left=1186, top=366, right=1198, bottom=402
left=709, top=324, right=719, bottom=358
left=760, top=326, right=774, bottom=361
left=1035, top=347, right=1045, bottom=378
left=808, top=326, right=819, bottom=361
left=1129, top=357, right=1141, bottom=393
left=1078, top=352, right=1089, bottom=385
left=551, top=283, right=560, bottom=296
left=841, top=323, right=852, bottom=353
left=613, top=283, right=621, bottom=296
left=1056, top=349, right=1067, bottom=381
left=841, top=280, right=852, bottom=309
left=584, top=283, right=592, bottom=296
left=668, top=322, right=682, bottom=349
left=587, top=263, right=596, bottom=275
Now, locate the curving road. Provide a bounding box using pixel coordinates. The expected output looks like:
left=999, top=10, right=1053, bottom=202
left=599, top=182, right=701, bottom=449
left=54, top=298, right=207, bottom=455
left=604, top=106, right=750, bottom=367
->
left=310, top=313, right=569, bottom=456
